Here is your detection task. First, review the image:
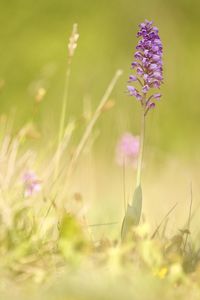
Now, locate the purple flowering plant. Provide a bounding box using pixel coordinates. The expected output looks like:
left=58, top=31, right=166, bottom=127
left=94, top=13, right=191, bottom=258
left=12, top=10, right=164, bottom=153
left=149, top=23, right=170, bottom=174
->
left=122, top=20, right=163, bottom=240
left=127, top=19, right=163, bottom=113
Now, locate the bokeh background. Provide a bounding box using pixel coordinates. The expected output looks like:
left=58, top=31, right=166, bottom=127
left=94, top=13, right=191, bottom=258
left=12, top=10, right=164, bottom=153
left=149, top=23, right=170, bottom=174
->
left=1, top=0, right=200, bottom=155
left=1, top=0, right=200, bottom=232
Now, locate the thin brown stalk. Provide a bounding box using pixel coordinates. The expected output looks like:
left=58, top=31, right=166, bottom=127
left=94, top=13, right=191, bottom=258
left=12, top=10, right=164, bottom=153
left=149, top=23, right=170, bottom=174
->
left=183, top=183, right=193, bottom=251
left=151, top=202, right=178, bottom=239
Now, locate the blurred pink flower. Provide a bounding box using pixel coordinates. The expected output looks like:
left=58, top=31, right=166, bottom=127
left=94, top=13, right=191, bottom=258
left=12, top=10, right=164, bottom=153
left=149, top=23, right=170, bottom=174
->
left=116, top=133, right=140, bottom=167
left=23, top=171, right=42, bottom=197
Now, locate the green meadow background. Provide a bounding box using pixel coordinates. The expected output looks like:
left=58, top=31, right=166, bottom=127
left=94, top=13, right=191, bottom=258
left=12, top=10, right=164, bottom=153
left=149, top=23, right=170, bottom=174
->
left=1, top=2, right=200, bottom=299
left=1, top=0, right=200, bottom=159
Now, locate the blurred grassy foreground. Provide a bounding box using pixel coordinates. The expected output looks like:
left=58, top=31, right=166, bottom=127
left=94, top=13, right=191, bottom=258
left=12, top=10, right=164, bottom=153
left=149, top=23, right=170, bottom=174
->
left=1, top=0, right=200, bottom=299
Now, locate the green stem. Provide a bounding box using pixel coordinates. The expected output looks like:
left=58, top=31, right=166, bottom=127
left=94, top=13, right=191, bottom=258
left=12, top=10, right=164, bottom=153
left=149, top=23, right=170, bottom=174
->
left=54, top=63, right=71, bottom=179
left=136, top=108, right=145, bottom=188
left=59, top=65, right=71, bottom=143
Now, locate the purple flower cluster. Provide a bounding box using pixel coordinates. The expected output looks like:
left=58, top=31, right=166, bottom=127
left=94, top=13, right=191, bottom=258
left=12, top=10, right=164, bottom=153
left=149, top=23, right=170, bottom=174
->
left=127, top=20, right=163, bottom=112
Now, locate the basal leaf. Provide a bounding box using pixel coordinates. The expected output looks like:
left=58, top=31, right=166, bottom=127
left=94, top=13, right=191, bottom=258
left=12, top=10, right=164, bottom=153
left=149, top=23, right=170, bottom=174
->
left=121, top=185, right=142, bottom=241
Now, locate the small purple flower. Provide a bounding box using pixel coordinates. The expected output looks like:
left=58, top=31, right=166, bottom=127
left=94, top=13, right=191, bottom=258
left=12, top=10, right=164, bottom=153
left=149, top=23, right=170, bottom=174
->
left=142, top=85, right=150, bottom=93
left=152, top=93, right=162, bottom=100
left=23, top=171, right=42, bottom=197
left=127, top=20, right=163, bottom=113
left=116, top=133, right=140, bottom=167
left=129, top=75, right=137, bottom=82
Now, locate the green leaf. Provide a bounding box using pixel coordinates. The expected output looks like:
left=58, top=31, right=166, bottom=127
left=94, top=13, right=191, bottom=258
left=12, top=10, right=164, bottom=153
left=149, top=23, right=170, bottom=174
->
left=58, top=214, right=88, bottom=264
left=121, top=185, right=142, bottom=241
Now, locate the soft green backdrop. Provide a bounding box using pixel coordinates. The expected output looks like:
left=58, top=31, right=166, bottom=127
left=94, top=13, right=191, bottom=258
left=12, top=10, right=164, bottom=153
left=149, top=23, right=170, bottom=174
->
left=1, top=0, right=200, bottom=159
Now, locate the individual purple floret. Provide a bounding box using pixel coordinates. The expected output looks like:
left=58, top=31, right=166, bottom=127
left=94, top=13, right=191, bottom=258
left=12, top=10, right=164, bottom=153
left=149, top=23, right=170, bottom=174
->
left=23, top=171, right=42, bottom=197
left=116, top=133, right=140, bottom=167
left=127, top=20, right=163, bottom=113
